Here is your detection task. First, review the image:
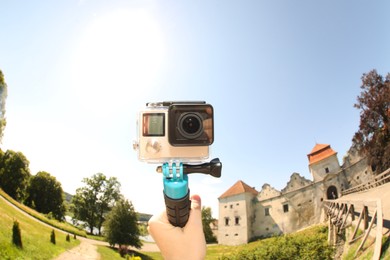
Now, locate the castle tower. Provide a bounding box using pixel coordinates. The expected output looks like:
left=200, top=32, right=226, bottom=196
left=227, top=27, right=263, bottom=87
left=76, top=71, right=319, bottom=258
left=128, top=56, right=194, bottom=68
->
left=218, top=180, right=258, bottom=245
left=307, top=143, right=340, bottom=182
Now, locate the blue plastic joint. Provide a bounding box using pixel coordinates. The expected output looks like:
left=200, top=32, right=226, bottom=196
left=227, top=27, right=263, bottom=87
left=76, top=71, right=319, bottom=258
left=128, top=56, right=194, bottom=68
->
left=162, top=162, right=189, bottom=200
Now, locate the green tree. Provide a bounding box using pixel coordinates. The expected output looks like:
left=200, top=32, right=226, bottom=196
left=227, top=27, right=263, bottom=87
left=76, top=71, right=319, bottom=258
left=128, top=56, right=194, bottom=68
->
left=202, top=206, right=217, bottom=243
left=25, top=171, right=66, bottom=220
left=0, top=70, right=8, bottom=143
left=72, top=173, right=121, bottom=235
left=352, top=69, right=390, bottom=173
left=103, top=199, right=142, bottom=249
left=0, top=150, right=31, bottom=201
left=12, top=220, right=23, bottom=248
left=50, top=229, right=56, bottom=244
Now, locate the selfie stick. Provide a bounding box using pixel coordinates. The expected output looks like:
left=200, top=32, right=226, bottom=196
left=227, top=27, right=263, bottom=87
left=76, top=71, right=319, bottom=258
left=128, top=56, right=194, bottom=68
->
left=157, top=158, right=222, bottom=228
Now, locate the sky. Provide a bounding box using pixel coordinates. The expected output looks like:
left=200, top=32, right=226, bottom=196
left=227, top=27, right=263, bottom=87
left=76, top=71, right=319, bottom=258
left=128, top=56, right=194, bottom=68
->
left=0, top=0, right=389, bottom=218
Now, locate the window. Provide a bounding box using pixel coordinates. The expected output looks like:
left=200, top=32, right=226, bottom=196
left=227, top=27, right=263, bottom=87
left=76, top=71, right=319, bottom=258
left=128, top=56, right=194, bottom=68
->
left=265, top=208, right=270, bottom=216
left=230, top=204, right=233, bottom=209
left=283, top=204, right=289, bottom=213
left=325, top=167, right=330, bottom=173
left=225, top=217, right=230, bottom=226
left=235, top=216, right=240, bottom=225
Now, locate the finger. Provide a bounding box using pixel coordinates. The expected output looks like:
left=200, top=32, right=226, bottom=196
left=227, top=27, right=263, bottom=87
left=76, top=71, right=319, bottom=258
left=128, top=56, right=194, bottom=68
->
left=190, top=194, right=202, bottom=210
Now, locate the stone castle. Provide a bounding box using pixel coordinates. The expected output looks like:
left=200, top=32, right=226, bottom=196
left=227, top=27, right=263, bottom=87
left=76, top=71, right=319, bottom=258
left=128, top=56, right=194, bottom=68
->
left=218, top=143, right=373, bottom=245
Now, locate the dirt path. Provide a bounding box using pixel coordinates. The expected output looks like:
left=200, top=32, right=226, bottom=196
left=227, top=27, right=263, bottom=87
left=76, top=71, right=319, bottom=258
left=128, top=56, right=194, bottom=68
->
left=54, top=238, right=100, bottom=260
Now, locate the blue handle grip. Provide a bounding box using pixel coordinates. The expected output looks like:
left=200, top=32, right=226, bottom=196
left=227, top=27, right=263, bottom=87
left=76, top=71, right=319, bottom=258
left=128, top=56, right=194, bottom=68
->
left=162, top=162, right=190, bottom=227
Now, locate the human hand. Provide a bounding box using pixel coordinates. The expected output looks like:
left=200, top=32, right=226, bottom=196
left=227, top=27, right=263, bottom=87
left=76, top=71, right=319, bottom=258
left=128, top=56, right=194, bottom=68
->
left=148, top=194, right=206, bottom=260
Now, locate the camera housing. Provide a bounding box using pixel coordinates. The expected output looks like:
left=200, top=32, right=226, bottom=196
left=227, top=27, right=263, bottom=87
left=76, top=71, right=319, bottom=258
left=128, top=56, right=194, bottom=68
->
left=134, top=101, right=214, bottom=163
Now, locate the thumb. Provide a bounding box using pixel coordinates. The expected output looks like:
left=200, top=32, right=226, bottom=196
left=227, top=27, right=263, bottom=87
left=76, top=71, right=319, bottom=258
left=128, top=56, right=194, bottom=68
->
left=190, top=194, right=202, bottom=210
left=184, top=194, right=203, bottom=233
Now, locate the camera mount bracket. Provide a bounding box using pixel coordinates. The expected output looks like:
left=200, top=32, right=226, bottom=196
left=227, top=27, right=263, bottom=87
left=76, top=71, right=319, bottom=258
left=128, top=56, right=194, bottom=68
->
left=158, top=158, right=222, bottom=227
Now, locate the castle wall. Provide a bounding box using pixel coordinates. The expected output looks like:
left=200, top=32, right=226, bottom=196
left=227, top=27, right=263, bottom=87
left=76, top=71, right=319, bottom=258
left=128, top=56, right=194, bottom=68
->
left=252, top=180, right=324, bottom=239
left=341, top=155, right=372, bottom=190
left=218, top=145, right=373, bottom=245
left=218, top=192, right=256, bottom=245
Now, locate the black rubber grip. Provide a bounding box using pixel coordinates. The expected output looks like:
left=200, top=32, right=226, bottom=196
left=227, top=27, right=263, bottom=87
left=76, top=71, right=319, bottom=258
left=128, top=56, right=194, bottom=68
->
left=164, top=191, right=191, bottom=228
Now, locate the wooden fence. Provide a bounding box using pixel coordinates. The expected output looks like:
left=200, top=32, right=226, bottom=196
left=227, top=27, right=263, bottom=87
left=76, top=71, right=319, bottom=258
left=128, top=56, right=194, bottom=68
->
left=342, top=168, right=390, bottom=196
left=324, top=199, right=383, bottom=259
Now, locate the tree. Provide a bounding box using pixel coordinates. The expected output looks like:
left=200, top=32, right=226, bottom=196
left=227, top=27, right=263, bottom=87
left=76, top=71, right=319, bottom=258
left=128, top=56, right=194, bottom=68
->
left=50, top=229, right=56, bottom=244
left=12, top=220, right=23, bottom=248
left=25, top=171, right=66, bottom=220
left=0, top=69, right=8, bottom=143
left=202, top=206, right=217, bottom=243
left=352, top=69, right=390, bottom=173
left=72, top=173, right=121, bottom=235
left=103, top=199, right=142, bottom=249
left=0, top=150, right=31, bottom=201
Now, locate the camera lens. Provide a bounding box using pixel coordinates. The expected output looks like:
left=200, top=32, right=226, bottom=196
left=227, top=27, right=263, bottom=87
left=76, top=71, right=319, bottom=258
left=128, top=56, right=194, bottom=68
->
left=178, top=113, right=203, bottom=139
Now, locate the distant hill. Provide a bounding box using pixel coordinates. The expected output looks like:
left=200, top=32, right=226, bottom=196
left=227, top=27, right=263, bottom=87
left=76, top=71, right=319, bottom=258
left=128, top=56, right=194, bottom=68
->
left=138, top=213, right=153, bottom=222
left=64, top=191, right=73, bottom=203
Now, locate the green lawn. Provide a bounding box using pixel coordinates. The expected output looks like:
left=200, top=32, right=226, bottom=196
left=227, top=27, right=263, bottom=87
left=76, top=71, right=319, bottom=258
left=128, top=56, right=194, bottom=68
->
left=98, top=245, right=163, bottom=260
left=0, top=194, right=80, bottom=260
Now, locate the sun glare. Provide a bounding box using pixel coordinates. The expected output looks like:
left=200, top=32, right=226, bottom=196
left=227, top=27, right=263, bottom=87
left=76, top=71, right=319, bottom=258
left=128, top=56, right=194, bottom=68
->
left=70, top=9, right=165, bottom=113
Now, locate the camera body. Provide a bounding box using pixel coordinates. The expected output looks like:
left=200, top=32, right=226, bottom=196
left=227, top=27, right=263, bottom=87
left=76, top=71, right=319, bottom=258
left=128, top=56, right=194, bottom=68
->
left=134, top=101, right=214, bottom=163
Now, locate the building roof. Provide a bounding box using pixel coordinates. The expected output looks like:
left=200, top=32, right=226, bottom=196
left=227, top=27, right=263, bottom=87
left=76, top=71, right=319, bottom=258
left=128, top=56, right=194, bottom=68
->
left=307, top=143, right=337, bottom=165
left=218, top=180, right=258, bottom=199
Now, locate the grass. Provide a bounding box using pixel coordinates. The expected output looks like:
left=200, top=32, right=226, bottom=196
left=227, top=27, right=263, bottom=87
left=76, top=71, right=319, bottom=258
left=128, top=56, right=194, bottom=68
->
left=0, top=192, right=80, bottom=259
left=97, top=244, right=234, bottom=260
left=205, top=244, right=236, bottom=259
left=0, top=189, right=86, bottom=237
left=98, top=245, right=163, bottom=260
left=343, top=226, right=390, bottom=260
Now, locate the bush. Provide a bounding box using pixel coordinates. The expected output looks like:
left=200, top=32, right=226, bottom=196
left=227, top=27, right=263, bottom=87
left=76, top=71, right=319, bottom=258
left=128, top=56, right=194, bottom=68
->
left=50, top=229, right=56, bottom=244
left=224, top=225, right=334, bottom=260
left=12, top=220, right=23, bottom=248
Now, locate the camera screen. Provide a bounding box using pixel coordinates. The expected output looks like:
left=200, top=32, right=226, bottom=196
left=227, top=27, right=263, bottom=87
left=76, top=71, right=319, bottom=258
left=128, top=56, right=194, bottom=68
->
left=143, top=113, right=165, bottom=136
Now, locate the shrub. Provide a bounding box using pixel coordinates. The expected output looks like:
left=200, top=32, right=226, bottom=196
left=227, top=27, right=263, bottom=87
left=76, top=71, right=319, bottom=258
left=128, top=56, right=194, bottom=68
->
left=224, top=225, right=334, bottom=260
left=12, top=220, right=23, bottom=248
left=50, top=229, right=56, bottom=244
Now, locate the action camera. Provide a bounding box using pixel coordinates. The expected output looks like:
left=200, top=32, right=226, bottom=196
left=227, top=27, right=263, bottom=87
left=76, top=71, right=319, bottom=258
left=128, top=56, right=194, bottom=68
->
left=134, top=101, right=214, bottom=163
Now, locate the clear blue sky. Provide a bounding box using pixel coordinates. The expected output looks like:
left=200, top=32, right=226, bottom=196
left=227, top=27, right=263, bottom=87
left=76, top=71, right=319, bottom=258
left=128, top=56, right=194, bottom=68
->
left=1, top=0, right=389, bottom=217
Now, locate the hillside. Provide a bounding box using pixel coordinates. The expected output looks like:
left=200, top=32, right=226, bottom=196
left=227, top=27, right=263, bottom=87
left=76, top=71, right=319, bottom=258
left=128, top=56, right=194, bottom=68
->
left=0, top=193, right=80, bottom=259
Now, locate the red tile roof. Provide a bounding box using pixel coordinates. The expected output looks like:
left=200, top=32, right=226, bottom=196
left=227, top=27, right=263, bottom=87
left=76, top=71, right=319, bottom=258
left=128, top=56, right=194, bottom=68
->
left=219, top=180, right=258, bottom=199
left=307, top=143, right=337, bottom=165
